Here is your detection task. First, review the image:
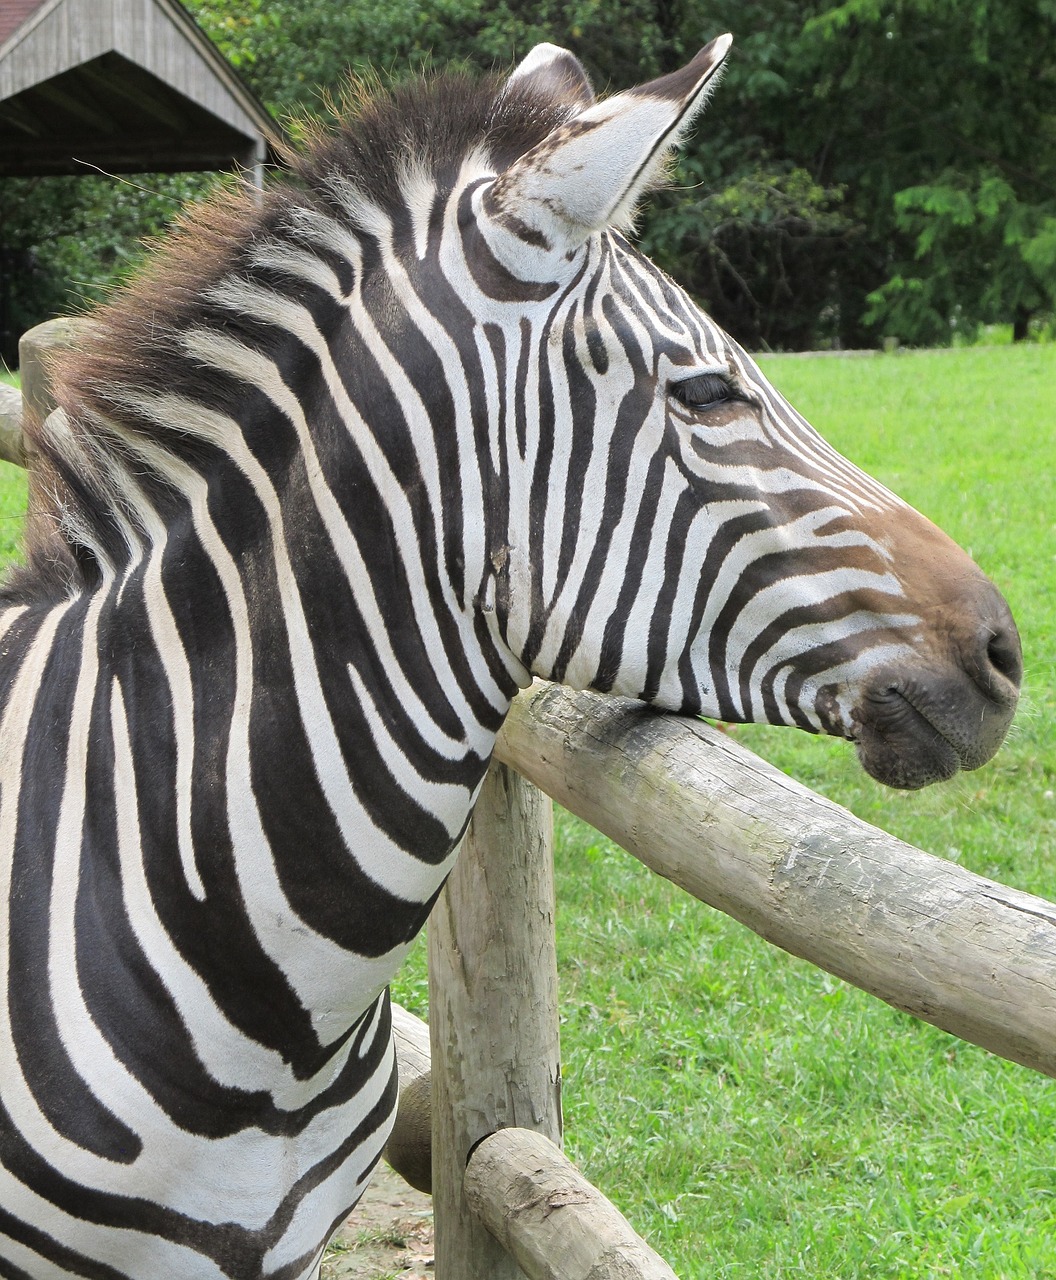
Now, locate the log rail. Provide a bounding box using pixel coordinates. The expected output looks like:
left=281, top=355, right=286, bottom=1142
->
left=497, top=683, right=1056, bottom=1079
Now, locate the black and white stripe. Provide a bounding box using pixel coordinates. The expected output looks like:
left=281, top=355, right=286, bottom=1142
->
left=0, top=36, right=1018, bottom=1278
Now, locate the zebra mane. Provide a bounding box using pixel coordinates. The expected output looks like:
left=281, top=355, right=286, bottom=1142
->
left=7, top=67, right=574, bottom=605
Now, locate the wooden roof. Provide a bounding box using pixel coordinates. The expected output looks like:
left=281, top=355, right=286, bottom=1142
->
left=0, top=0, right=277, bottom=176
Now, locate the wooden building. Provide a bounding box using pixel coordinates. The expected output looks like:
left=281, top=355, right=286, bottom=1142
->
left=0, top=0, right=276, bottom=179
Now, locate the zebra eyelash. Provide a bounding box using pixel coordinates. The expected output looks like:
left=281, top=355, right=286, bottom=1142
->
left=669, top=371, right=748, bottom=412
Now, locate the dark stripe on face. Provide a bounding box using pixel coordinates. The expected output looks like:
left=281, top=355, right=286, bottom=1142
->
left=740, top=591, right=910, bottom=723
left=536, top=288, right=655, bottom=679
left=591, top=443, right=669, bottom=693
left=639, top=486, right=700, bottom=703
left=547, top=300, right=597, bottom=608
left=457, top=187, right=558, bottom=304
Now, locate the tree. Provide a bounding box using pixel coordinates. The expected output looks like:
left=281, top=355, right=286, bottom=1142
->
left=0, top=173, right=208, bottom=369
left=794, top=0, right=1056, bottom=343
left=634, top=0, right=1056, bottom=346
left=5, top=0, right=1054, bottom=358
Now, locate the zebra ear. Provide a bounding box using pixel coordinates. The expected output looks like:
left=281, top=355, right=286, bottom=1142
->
left=484, top=34, right=732, bottom=264
left=504, top=43, right=596, bottom=110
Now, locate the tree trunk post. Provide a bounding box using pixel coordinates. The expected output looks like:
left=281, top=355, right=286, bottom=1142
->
left=428, top=762, right=561, bottom=1280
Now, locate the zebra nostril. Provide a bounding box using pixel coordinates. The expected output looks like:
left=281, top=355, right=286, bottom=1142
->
left=986, top=627, right=1022, bottom=685
left=983, top=616, right=1024, bottom=696
left=964, top=582, right=1022, bottom=696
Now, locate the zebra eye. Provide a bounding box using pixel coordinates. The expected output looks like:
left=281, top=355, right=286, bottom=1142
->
left=671, top=372, right=738, bottom=411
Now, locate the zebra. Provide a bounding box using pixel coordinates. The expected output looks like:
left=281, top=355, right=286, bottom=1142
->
left=0, top=34, right=1019, bottom=1280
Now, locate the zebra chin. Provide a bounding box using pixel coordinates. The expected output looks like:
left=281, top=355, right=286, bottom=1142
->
left=849, top=661, right=1021, bottom=791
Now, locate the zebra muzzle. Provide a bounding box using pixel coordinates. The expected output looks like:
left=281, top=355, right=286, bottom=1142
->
left=850, top=585, right=1021, bottom=790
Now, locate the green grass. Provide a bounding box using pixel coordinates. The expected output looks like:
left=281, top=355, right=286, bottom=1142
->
left=0, top=372, right=26, bottom=564
left=0, top=463, right=26, bottom=566
left=0, top=346, right=1052, bottom=1275
left=0, top=366, right=24, bottom=564
left=393, top=345, right=1056, bottom=1278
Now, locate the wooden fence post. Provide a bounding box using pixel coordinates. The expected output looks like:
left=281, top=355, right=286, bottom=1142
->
left=428, top=762, right=561, bottom=1280
left=19, top=317, right=94, bottom=453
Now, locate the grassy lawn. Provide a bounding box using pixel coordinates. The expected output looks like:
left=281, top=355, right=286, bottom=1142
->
left=0, top=374, right=24, bottom=563
left=0, top=345, right=1051, bottom=1276
left=0, top=460, right=26, bottom=566
left=401, top=345, right=1056, bottom=1279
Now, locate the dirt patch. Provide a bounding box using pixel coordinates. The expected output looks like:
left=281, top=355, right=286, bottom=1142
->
left=322, top=1163, right=434, bottom=1280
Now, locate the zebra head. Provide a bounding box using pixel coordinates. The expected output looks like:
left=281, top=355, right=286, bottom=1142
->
left=460, top=38, right=1021, bottom=789
left=45, top=39, right=1020, bottom=803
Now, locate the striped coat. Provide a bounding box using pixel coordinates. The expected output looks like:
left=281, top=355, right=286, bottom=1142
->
left=0, top=36, right=1019, bottom=1279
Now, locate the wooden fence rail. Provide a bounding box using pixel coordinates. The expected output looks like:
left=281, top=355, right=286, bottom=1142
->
left=415, top=680, right=1056, bottom=1277
left=465, top=1128, right=679, bottom=1280
left=495, top=682, right=1056, bottom=1080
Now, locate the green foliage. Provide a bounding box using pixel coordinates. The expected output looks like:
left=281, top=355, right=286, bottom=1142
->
left=0, top=172, right=213, bottom=367
left=2, top=0, right=1055, bottom=352
left=864, top=172, right=1056, bottom=344
left=185, top=0, right=714, bottom=114
left=799, top=0, right=1056, bottom=344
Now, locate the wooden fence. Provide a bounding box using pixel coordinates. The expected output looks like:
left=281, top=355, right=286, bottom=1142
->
left=379, top=681, right=1056, bottom=1280
left=9, top=320, right=1056, bottom=1279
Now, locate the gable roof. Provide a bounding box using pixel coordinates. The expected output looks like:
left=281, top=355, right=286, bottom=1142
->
left=0, top=0, right=277, bottom=176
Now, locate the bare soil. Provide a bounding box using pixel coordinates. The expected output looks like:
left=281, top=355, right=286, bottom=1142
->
left=321, top=1163, right=434, bottom=1280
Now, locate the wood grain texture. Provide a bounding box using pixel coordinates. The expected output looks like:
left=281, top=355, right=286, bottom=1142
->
left=496, top=683, right=1056, bottom=1078
left=18, top=316, right=92, bottom=438
left=385, top=1002, right=433, bottom=1194
left=428, top=763, right=561, bottom=1279
left=391, top=1001, right=431, bottom=1089
left=465, top=1128, right=679, bottom=1280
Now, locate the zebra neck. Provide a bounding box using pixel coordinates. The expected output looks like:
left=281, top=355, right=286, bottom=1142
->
left=2, top=475, right=515, bottom=1069
left=115, top=453, right=513, bottom=1044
